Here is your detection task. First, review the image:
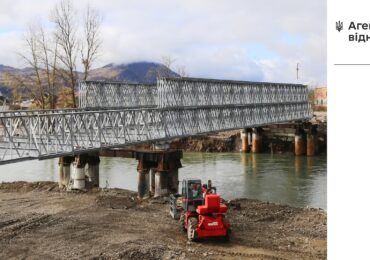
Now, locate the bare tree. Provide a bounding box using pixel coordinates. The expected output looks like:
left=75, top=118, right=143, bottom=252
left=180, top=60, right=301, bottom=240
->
left=38, top=25, right=60, bottom=109
left=5, top=0, right=102, bottom=110
left=20, top=25, right=46, bottom=108
left=11, top=25, right=48, bottom=108
left=160, top=56, right=189, bottom=78
left=161, top=55, right=175, bottom=71
left=81, top=4, right=102, bottom=81
left=51, top=0, right=78, bottom=108
left=146, top=55, right=176, bottom=80
left=176, top=65, right=188, bottom=77
left=51, top=0, right=102, bottom=107
left=10, top=23, right=62, bottom=109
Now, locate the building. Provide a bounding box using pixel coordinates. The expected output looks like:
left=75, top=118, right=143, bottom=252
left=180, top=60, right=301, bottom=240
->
left=314, top=87, right=327, bottom=106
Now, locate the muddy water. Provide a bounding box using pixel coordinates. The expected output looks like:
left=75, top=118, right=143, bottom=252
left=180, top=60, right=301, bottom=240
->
left=0, top=152, right=326, bottom=209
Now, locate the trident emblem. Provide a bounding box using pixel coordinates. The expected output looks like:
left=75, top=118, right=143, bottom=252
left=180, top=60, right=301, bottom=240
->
left=336, top=21, right=343, bottom=32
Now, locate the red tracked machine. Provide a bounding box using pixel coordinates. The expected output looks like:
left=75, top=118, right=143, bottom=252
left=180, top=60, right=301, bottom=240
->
left=169, top=179, right=230, bottom=241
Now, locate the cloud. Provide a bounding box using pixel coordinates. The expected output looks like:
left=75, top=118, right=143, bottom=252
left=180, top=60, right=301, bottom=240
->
left=0, top=31, right=24, bottom=67
left=0, top=0, right=326, bottom=85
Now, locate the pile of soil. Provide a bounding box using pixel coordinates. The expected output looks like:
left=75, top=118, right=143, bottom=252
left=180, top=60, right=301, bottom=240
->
left=169, top=130, right=241, bottom=152
left=0, top=182, right=326, bottom=259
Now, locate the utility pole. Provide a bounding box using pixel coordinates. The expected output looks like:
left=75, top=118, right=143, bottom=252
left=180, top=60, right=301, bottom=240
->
left=296, top=63, right=299, bottom=81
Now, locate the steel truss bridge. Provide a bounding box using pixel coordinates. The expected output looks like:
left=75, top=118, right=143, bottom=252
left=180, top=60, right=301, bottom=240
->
left=0, top=77, right=312, bottom=164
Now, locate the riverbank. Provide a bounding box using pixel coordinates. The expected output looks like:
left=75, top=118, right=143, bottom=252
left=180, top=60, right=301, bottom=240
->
left=171, top=118, right=326, bottom=154
left=0, top=182, right=326, bottom=259
left=170, top=128, right=326, bottom=154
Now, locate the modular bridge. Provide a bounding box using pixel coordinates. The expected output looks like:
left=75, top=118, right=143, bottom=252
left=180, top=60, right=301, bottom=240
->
left=0, top=77, right=312, bottom=164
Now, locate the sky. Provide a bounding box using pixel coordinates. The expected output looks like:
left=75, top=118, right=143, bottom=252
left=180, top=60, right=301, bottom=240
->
left=0, top=0, right=326, bottom=86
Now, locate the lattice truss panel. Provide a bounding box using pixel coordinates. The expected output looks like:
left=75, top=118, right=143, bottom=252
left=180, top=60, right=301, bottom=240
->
left=0, top=102, right=311, bottom=162
left=157, top=77, right=309, bottom=108
left=79, top=81, right=157, bottom=108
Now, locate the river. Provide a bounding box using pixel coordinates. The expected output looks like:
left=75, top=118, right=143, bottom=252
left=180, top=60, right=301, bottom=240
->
left=0, top=152, right=326, bottom=209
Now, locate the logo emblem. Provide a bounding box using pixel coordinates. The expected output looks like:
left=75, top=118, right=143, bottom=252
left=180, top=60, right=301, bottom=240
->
left=336, top=21, right=343, bottom=32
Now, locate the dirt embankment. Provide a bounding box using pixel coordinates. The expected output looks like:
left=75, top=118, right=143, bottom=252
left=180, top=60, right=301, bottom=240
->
left=171, top=112, right=328, bottom=154
left=170, top=124, right=327, bottom=154
left=173, top=132, right=240, bottom=153
left=0, top=182, right=326, bottom=260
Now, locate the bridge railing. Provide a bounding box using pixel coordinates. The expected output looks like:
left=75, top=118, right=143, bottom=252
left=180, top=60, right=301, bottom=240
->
left=157, top=77, right=309, bottom=108
left=78, top=78, right=309, bottom=109
left=79, top=81, right=157, bottom=109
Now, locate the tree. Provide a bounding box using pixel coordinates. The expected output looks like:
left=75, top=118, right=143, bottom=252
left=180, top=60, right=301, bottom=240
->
left=5, top=0, right=103, bottom=109
left=176, top=65, right=188, bottom=77
left=81, top=4, right=102, bottom=81
left=148, top=55, right=190, bottom=79
left=161, top=55, right=176, bottom=71
left=161, top=56, right=189, bottom=77
left=51, top=0, right=79, bottom=108
left=8, top=24, right=60, bottom=109
left=50, top=0, right=102, bottom=107
left=20, top=25, right=46, bottom=108
left=38, top=25, right=60, bottom=109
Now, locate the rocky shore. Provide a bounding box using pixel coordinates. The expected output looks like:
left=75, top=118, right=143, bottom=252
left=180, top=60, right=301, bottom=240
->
left=0, top=182, right=326, bottom=259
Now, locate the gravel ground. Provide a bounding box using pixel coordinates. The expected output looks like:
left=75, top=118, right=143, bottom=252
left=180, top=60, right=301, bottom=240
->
left=0, top=182, right=326, bottom=259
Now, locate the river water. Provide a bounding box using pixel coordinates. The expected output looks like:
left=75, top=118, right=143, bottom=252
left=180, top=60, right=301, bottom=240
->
left=0, top=152, right=326, bottom=209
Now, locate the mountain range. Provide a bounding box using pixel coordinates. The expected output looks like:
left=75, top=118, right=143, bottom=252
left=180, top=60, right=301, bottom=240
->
left=0, top=62, right=180, bottom=96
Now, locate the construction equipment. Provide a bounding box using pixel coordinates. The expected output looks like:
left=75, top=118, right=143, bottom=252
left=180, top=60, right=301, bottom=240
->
left=169, top=179, right=230, bottom=241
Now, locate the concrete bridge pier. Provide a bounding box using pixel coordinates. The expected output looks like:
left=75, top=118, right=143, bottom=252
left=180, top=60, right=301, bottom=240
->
left=138, top=168, right=150, bottom=199
left=86, top=154, right=100, bottom=188
left=71, top=154, right=88, bottom=190
left=135, top=149, right=182, bottom=199
left=252, top=127, right=262, bottom=153
left=240, top=128, right=252, bottom=153
left=155, top=171, right=168, bottom=197
left=306, top=124, right=318, bottom=156
left=149, top=168, right=156, bottom=195
left=71, top=164, right=86, bottom=190
left=168, top=169, right=179, bottom=194
left=58, top=156, right=74, bottom=189
left=248, top=129, right=252, bottom=147
left=295, top=127, right=305, bottom=156
left=58, top=159, right=63, bottom=188
left=136, top=159, right=150, bottom=199
left=153, top=169, right=179, bottom=197
left=240, top=129, right=248, bottom=153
